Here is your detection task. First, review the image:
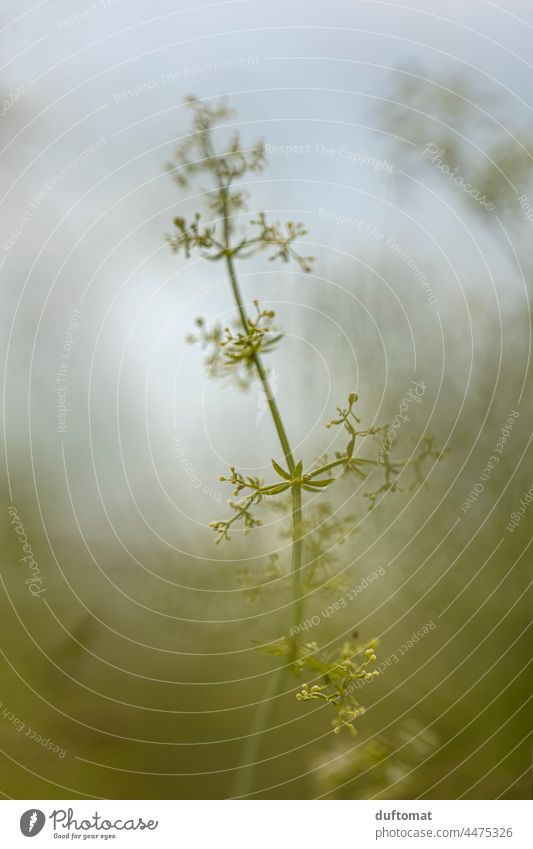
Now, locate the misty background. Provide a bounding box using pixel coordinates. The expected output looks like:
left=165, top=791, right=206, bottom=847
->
left=1, top=0, right=531, bottom=799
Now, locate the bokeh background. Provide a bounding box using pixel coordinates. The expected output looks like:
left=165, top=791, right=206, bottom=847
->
left=1, top=0, right=531, bottom=799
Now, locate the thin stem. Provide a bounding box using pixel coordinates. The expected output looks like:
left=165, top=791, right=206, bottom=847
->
left=289, top=483, right=303, bottom=659
left=220, top=190, right=295, bottom=474
left=216, top=183, right=303, bottom=797
left=232, top=491, right=302, bottom=797
left=231, top=662, right=289, bottom=798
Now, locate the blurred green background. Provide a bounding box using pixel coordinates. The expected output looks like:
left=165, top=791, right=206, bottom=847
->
left=1, top=0, right=532, bottom=800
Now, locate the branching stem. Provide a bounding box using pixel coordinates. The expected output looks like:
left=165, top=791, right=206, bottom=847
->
left=218, top=183, right=302, bottom=797
left=167, top=100, right=442, bottom=795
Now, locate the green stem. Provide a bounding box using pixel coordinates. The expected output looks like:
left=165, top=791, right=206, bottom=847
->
left=231, top=662, right=290, bottom=798
left=218, top=186, right=303, bottom=797
left=220, top=191, right=295, bottom=474
left=289, top=482, right=303, bottom=660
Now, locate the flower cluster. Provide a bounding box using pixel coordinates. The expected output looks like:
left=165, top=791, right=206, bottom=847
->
left=295, top=640, right=380, bottom=734
left=186, top=302, right=281, bottom=389
left=255, top=634, right=380, bottom=734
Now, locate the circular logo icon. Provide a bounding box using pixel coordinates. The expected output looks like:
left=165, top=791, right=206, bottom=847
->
left=20, top=810, right=46, bottom=837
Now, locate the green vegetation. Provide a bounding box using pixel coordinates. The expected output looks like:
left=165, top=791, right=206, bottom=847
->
left=166, top=96, right=442, bottom=795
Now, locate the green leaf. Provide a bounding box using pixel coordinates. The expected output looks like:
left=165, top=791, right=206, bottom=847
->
left=294, top=460, right=303, bottom=477
left=261, top=482, right=291, bottom=495
left=307, top=477, right=335, bottom=487
left=271, top=458, right=292, bottom=481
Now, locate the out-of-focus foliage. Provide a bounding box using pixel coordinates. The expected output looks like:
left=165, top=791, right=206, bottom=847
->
left=378, top=68, right=533, bottom=217
left=313, top=719, right=440, bottom=798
